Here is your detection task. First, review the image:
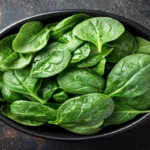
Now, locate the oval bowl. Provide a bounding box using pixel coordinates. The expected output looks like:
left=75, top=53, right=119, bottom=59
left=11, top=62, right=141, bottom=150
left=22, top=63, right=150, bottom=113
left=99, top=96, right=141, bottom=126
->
left=0, top=10, right=150, bottom=141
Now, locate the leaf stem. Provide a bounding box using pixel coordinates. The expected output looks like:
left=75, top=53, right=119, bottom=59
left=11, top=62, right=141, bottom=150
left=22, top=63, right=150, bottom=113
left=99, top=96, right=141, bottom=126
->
left=31, top=93, right=45, bottom=104
left=97, top=43, right=102, bottom=53
left=123, top=110, right=150, bottom=113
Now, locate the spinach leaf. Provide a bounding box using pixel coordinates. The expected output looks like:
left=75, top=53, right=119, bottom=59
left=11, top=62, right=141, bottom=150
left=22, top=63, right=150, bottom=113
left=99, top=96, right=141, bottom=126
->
left=106, top=30, right=138, bottom=63
left=73, top=17, right=124, bottom=52
left=136, top=36, right=150, bottom=54
left=10, top=100, right=57, bottom=122
left=104, top=100, right=150, bottom=126
left=30, top=43, right=71, bottom=78
left=0, top=35, right=33, bottom=71
left=1, top=105, right=45, bottom=126
left=13, top=21, right=53, bottom=54
left=58, top=31, right=84, bottom=52
left=125, top=88, right=150, bottom=110
left=71, top=43, right=90, bottom=63
left=61, top=120, right=103, bottom=135
left=73, top=47, right=113, bottom=68
left=57, top=68, right=105, bottom=94
left=1, top=84, right=26, bottom=102
left=58, top=31, right=79, bottom=43
left=92, top=58, right=106, bottom=76
left=37, top=78, right=59, bottom=102
left=49, top=93, right=114, bottom=126
left=104, top=54, right=150, bottom=98
left=3, top=68, right=44, bottom=103
left=51, top=14, right=91, bottom=39
left=53, top=91, right=69, bottom=103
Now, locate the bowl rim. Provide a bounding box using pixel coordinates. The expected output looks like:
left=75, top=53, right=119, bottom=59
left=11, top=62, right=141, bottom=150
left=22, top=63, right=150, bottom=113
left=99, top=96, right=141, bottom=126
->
left=0, top=9, right=150, bottom=141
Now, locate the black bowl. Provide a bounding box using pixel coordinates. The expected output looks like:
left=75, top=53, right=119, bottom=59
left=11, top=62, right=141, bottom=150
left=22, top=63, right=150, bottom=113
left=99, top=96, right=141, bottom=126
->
left=0, top=10, right=150, bottom=141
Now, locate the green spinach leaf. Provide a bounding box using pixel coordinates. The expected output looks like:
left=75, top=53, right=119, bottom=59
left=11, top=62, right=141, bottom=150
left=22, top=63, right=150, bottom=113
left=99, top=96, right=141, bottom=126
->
left=58, top=31, right=84, bottom=52
left=92, top=58, right=106, bottom=76
left=106, top=30, right=138, bottom=62
left=104, top=54, right=150, bottom=98
left=104, top=100, right=150, bottom=126
left=13, top=21, right=53, bottom=54
left=71, top=43, right=90, bottom=63
left=136, top=36, right=150, bottom=54
left=53, top=91, right=69, bottom=103
left=3, top=68, right=44, bottom=103
left=1, top=84, right=26, bottom=102
left=49, top=93, right=114, bottom=126
left=73, top=17, right=124, bottom=52
left=73, top=47, right=113, bottom=68
left=0, top=35, right=33, bottom=71
left=10, top=100, right=57, bottom=122
left=58, top=68, right=105, bottom=94
left=30, top=43, right=71, bottom=78
left=37, top=78, right=59, bottom=102
left=61, top=120, right=103, bottom=135
left=1, top=105, right=45, bottom=126
left=51, top=14, right=91, bottom=39
left=124, top=88, right=150, bottom=110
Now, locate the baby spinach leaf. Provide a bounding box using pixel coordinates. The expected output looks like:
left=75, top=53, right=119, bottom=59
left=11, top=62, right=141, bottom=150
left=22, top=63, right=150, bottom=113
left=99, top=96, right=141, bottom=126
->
left=73, top=47, right=113, bottom=68
left=13, top=21, right=53, bottom=54
left=136, top=36, right=150, bottom=54
left=3, top=68, right=44, bottom=103
left=51, top=14, right=91, bottom=39
left=58, top=31, right=79, bottom=43
left=73, top=17, right=124, bottom=52
left=104, top=100, right=150, bottom=126
left=104, top=54, right=150, bottom=98
left=53, top=91, right=69, bottom=103
left=30, top=43, right=71, bottom=78
left=10, top=100, right=57, bottom=122
left=106, top=30, right=138, bottom=63
left=0, top=35, right=33, bottom=71
left=49, top=93, right=114, bottom=126
left=125, top=88, right=150, bottom=110
left=1, top=105, right=45, bottom=126
left=37, top=78, right=59, bottom=102
left=1, top=84, right=26, bottom=102
left=57, top=68, right=105, bottom=94
left=58, top=31, right=84, bottom=52
left=71, top=43, right=91, bottom=63
left=61, top=120, right=103, bottom=135
left=0, top=66, right=25, bottom=103
left=92, top=58, right=106, bottom=76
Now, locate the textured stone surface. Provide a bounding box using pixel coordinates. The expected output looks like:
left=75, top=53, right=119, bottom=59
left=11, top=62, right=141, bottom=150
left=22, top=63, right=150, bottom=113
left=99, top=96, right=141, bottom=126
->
left=1, top=119, right=150, bottom=150
left=0, top=0, right=150, bottom=150
left=0, top=0, right=150, bottom=30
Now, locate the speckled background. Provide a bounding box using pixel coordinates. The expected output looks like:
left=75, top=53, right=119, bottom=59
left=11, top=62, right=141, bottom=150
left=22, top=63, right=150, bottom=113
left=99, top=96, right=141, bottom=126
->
left=0, top=0, right=150, bottom=150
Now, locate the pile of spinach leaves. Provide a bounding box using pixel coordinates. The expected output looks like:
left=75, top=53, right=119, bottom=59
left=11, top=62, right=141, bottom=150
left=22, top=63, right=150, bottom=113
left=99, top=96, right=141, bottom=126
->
left=1, top=14, right=150, bottom=135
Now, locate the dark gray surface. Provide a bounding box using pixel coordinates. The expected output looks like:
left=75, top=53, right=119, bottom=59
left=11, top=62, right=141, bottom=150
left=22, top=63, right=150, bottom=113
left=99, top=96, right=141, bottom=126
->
left=0, top=0, right=150, bottom=30
left=0, top=0, right=150, bottom=150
